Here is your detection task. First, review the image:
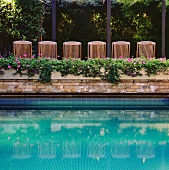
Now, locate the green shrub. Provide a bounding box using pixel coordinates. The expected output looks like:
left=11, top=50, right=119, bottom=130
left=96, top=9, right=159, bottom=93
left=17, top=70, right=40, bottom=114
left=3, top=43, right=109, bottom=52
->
left=0, top=55, right=169, bottom=84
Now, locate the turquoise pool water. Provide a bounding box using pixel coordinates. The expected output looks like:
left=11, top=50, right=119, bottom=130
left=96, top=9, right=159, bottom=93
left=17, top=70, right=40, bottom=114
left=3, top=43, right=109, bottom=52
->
left=1, top=98, right=169, bottom=169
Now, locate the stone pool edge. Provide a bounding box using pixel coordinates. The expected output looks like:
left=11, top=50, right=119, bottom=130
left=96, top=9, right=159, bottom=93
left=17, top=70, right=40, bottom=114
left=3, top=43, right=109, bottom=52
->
left=0, top=78, right=169, bottom=95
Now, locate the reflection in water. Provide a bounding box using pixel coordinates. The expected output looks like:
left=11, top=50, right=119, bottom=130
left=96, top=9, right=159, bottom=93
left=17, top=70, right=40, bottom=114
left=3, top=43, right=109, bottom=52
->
left=137, top=141, right=155, bottom=163
left=87, top=142, right=106, bottom=160
left=0, top=110, right=169, bottom=169
left=38, top=142, right=56, bottom=159
left=63, top=141, right=81, bottom=158
left=12, top=142, right=31, bottom=159
left=111, top=141, right=130, bottom=159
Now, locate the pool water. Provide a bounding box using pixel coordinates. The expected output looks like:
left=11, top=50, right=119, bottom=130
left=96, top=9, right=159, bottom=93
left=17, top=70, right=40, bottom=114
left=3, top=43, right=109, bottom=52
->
left=1, top=107, right=169, bottom=170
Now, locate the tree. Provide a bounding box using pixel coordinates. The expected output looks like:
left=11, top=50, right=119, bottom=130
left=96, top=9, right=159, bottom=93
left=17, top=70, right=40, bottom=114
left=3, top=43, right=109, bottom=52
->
left=0, top=0, right=44, bottom=56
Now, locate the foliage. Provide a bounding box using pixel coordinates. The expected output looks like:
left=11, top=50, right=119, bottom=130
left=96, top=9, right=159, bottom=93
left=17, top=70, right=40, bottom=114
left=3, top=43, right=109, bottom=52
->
left=119, top=0, right=159, bottom=42
left=39, top=62, right=53, bottom=83
left=45, top=0, right=168, bottom=58
left=0, top=0, right=45, bottom=56
left=117, top=0, right=169, bottom=6
left=1, top=0, right=169, bottom=58
left=57, top=13, right=74, bottom=42
left=90, top=12, right=107, bottom=40
left=143, top=57, right=169, bottom=76
left=103, top=63, right=120, bottom=84
left=120, top=58, right=142, bottom=77
left=1, top=55, right=169, bottom=84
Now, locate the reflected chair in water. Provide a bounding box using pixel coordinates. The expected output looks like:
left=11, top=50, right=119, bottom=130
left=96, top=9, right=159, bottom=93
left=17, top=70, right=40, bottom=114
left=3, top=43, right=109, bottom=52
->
left=136, top=41, right=156, bottom=58
left=12, top=142, right=31, bottom=159
left=111, top=141, right=130, bottom=158
left=87, top=142, right=106, bottom=160
left=38, top=142, right=56, bottom=159
left=88, top=41, right=106, bottom=58
left=63, top=141, right=81, bottom=158
left=137, top=141, right=155, bottom=161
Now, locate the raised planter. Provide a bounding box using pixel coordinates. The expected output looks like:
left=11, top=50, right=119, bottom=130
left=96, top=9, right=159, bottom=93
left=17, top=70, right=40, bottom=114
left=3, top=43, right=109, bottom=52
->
left=0, top=70, right=169, bottom=93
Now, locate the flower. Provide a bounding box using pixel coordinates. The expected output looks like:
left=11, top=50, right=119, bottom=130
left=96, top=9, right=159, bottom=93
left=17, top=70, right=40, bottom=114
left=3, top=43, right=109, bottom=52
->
left=15, top=59, right=20, bottom=64
left=8, top=65, right=11, bottom=69
left=142, top=61, right=146, bottom=64
left=23, top=54, right=27, bottom=57
left=31, top=55, right=35, bottom=59
left=158, top=58, right=166, bottom=61
left=127, top=58, right=133, bottom=62
left=17, top=65, right=20, bottom=68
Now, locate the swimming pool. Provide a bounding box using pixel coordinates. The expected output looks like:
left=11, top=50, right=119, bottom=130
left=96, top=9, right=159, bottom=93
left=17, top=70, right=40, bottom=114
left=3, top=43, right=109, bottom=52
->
left=1, top=98, right=169, bottom=170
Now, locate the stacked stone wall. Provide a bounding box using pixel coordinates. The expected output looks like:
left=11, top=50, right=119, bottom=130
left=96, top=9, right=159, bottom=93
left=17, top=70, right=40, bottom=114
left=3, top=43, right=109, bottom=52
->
left=0, top=79, right=169, bottom=93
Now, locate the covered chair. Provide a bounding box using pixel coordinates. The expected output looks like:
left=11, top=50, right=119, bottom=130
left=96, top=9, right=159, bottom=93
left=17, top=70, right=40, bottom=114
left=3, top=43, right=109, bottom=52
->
left=63, top=41, right=82, bottom=59
left=88, top=41, right=106, bottom=58
left=112, top=41, right=130, bottom=58
left=13, top=40, right=32, bottom=58
left=38, top=41, right=57, bottom=58
left=136, top=41, right=156, bottom=58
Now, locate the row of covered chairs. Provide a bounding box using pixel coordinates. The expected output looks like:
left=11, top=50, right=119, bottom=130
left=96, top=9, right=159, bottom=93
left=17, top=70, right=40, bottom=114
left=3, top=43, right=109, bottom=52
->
left=13, top=40, right=156, bottom=59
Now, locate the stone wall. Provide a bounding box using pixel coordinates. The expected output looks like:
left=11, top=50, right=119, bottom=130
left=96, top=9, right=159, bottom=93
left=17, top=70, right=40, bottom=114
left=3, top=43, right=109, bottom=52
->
left=0, top=78, right=169, bottom=93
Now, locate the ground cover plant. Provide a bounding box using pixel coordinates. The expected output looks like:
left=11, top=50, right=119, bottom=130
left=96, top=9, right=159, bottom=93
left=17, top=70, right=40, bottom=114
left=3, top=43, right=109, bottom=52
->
left=0, top=55, right=169, bottom=84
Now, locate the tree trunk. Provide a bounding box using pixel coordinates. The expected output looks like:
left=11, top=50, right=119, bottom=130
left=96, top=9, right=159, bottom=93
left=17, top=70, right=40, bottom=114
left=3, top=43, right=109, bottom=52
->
left=162, top=0, right=166, bottom=58
left=52, top=0, right=56, bottom=42
left=107, top=0, right=111, bottom=58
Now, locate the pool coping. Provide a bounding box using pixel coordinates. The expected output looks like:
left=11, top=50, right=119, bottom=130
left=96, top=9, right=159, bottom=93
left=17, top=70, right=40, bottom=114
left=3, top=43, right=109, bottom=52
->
left=0, top=93, right=169, bottom=98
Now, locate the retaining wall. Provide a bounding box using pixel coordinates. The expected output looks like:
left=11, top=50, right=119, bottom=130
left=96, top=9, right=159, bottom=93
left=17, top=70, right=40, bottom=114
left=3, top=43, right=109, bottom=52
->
left=0, top=70, right=169, bottom=94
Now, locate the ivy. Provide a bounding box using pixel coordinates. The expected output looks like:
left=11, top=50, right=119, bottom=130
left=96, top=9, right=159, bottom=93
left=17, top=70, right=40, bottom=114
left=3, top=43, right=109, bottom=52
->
left=39, top=63, right=53, bottom=83
left=103, top=63, right=120, bottom=84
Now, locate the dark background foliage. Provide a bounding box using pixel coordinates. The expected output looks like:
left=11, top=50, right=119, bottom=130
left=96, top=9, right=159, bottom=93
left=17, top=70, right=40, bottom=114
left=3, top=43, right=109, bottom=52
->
left=0, top=0, right=168, bottom=58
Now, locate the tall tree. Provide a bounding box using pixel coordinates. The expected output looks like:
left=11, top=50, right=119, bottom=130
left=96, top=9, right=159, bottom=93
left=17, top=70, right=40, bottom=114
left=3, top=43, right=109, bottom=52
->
left=52, top=0, right=56, bottom=41
left=162, top=0, right=166, bottom=57
left=107, top=0, right=111, bottom=58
